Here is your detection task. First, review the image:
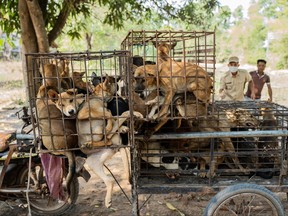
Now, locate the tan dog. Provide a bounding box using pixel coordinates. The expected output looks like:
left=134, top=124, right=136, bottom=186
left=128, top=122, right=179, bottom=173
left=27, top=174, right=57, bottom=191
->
left=55, top=89, right=85, bottom=117
left=157, top=62, right=213, bottom=118
left=153, top=41, right=213, bottom=118
left=133, top=65, right=172, bottom=136
left=57, top=59, right=71, bottom=89
left=133, top=64, right=210, bottom=137
left=41, top=63, right=58, bottom=87
left=45, top=59, right=71, bottom=89
left=77, top=76, right=116, bottom=149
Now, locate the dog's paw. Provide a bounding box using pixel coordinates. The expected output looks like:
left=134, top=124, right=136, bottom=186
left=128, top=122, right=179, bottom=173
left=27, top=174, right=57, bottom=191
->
left=206, top=170, right=216, bottom=178
left=145, top=100, right=155, bottom=106
left=165, top=172, right=180, bottom=180
left=198, top=172, right=207, bottom=178
left=133, top=111, right=144, bottom=119
left=120, top=110, right=130, bottom=118
left=119, top=126, right=129, bottom=133
left=80, top=142, right=92, bottom=150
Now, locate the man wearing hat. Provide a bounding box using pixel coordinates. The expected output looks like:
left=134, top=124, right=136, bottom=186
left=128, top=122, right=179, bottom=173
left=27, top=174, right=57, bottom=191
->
left=219, top=56, right=255, bottom=101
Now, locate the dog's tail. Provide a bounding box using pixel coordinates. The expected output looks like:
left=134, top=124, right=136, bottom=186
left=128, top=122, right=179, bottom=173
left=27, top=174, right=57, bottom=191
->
left=64, top=151, right=76, bottom=203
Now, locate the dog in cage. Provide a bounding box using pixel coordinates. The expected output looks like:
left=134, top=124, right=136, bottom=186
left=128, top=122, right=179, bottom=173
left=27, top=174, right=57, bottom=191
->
left=162, top=108, right=259, bottom=177
left=151, top=41, right=213, bottom=118
left=36, top=63, right=80, bottom=197
left=40, top=59, right=72, bottom=90
left=133, top=45, right=213, bottom=138
left=56, top=75, right=143, bottom=208
left=256, top=107, right=279, bottom=179
left=72, top=71, right=94, bottom=94
left=190, top=141, right=226, bottom=178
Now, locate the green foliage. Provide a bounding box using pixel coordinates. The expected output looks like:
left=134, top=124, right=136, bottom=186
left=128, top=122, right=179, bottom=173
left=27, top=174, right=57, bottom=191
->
left=270, top=34, right=288, bottom=69
left=259, top=0, right=288, bottom=19
left=0, top=0, right=20, bottom=35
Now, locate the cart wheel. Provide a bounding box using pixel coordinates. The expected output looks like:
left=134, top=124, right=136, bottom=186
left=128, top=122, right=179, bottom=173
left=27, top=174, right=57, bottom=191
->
left=203, top=183, right=285, bottom=216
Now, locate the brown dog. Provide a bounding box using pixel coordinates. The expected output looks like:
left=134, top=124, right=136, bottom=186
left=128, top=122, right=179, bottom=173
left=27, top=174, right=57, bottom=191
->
left=190, top=142, right=225, bottom=178
left=153, top=41, right=177, bottom=63
left=72, top=71, right=93, bottom=94
left=165, top=108, right=259, bottom=175
left=258, top=107, right=279, bottom=172
left=133, top=64, right=211, bottom=137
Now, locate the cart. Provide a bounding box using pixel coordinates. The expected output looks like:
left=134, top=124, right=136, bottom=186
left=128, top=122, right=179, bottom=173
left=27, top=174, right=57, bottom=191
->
left=25, top=30, right=288, bottom=215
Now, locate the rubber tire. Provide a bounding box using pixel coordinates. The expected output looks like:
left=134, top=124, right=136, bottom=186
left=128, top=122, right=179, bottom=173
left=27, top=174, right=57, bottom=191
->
left=203, top=183, right=285, bottom=216
left=17, top=162, right=79, bottom=216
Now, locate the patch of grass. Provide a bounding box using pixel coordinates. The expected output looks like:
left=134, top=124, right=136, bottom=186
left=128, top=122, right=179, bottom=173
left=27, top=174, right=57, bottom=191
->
left=0, top=80, right=24, bottom=89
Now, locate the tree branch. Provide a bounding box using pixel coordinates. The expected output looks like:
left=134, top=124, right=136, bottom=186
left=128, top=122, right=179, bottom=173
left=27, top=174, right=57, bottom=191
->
left=26, top=0, right=49, bottom=53
left=47, top=1, right=76, bottom=46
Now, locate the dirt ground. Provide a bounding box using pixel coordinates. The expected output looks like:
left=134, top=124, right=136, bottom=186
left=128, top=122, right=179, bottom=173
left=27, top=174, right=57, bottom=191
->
left=1, top=61, right=288, bottom=216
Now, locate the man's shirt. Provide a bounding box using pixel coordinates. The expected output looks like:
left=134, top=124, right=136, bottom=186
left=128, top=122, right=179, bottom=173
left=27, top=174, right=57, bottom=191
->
left=219, top=69, right=252, bottom=101
left=245, top=71, right=270, bottom=99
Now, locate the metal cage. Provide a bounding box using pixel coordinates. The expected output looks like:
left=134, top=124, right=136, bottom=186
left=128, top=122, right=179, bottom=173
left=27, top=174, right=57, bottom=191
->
left=121, top=31, right=288, bottom=215
left=26, top=50, right=132, bottom=153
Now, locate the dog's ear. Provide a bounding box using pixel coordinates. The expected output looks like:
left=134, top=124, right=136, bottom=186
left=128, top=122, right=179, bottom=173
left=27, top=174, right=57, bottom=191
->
left=147, top=71, right=156, bottom=77
left=47, top=89, right=59, bottom=103
left=66, top=88, right=77, bottom=95
left=152, top=41, right=157, bottom=48
left=146, top=66, right=157, bottom=77
left=91, top=76, right=102, bottom=87
left=170, top=41, right=177, bottom=50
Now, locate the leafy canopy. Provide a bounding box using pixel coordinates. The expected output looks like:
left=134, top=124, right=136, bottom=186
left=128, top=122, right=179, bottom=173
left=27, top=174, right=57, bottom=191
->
left=0, top=0, right=220, bottom=37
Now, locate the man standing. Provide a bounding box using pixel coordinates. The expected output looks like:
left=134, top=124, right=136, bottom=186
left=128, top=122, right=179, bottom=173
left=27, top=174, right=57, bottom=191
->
left=245, top=59, right=272, bottom=102
left=219, top=56, right=255, bottom=101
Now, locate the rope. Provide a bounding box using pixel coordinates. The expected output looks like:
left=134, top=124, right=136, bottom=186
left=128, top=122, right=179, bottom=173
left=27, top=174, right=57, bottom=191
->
left=26, top=147, right=32, bottom=216
left=104, top=164, right=132, bottom=205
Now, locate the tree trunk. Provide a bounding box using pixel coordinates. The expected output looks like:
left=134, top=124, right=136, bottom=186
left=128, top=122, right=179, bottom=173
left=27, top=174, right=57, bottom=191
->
left=26, top=0, right=49, bottom=53
left=19, top=0, right=39, bottom=104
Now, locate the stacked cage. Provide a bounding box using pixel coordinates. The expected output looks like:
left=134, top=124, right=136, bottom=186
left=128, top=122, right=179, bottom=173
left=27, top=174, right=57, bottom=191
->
left=121, top=30, right=288, bottom=198
left=26, top=51, right=132, bottom=155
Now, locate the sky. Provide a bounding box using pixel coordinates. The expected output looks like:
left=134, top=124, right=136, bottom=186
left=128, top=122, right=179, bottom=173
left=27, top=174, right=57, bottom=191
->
left=219, top=0, right=251, bottom=17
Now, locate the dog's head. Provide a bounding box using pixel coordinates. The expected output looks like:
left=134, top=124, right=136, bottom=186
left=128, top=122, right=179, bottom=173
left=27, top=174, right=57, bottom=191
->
left=41, top=63, right=58, bottom=87
left=55, top=89, right=85, bottom=117
left=133, top=65, right=158, bottom=94
left=226, top=108, right=259, bottom=128
left=37, top=85, right=59, bottom=100
left=260, top=107, right=275, bottom=118
left=92, top=75, right=117, bottom=99
left=153, top=41, right=177, bottom=61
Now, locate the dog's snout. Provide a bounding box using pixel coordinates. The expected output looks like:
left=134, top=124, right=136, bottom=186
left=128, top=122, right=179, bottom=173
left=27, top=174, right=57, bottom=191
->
left=68, top=109, right=75, bottom=115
